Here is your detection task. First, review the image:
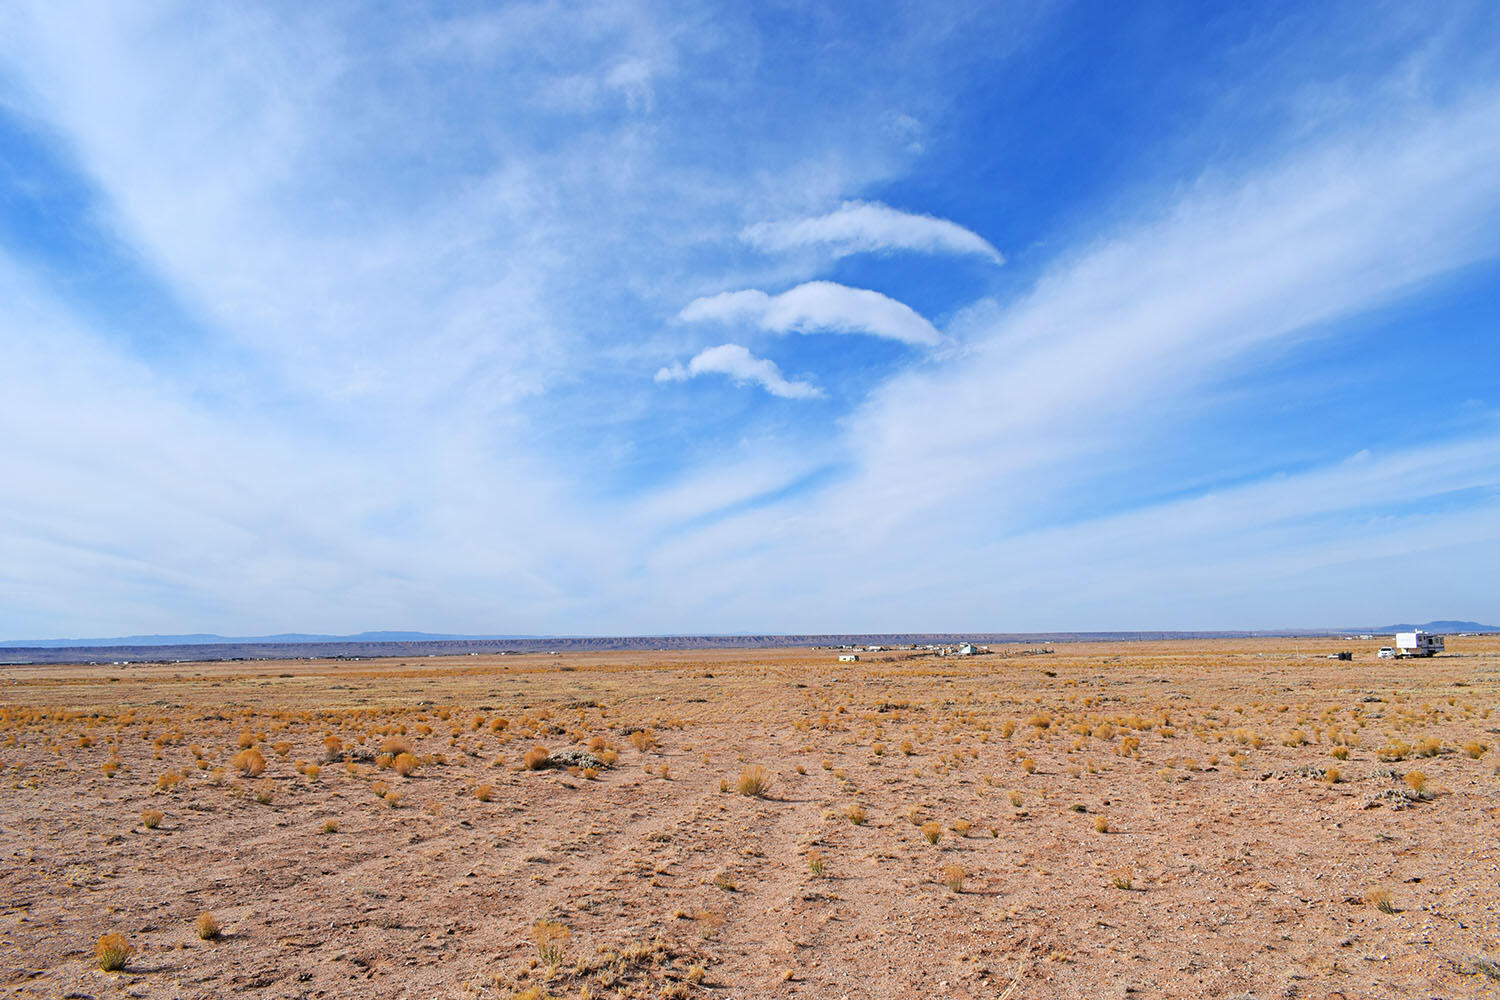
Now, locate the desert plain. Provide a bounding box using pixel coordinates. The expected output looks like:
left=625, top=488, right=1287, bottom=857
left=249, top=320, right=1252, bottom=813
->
left=2, top=636, right=1498, bottom=999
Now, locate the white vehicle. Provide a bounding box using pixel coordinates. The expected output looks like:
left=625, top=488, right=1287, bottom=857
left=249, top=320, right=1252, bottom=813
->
left=1377, top=647, right=1396, bottom=659
left=1395, top=631, right=1445, bottom=657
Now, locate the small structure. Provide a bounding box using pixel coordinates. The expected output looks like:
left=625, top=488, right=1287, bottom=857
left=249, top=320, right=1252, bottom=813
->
left=838, top=654, right=860, bottom=663
left=1395, top=631, right=1444, bottom=657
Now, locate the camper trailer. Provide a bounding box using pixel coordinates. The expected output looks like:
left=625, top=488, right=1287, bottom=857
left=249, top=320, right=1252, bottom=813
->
left=1394, top=631, right=1444, bottom=657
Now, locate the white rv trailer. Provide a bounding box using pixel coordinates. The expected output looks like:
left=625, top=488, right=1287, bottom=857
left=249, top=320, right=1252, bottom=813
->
left=1394, top=631, right=1444, bottom=657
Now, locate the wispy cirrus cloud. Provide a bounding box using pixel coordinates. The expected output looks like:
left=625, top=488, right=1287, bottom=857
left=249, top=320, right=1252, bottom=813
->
left=678, top=281, right=941, bottom=346
left=742, top=200, right=1002, bottom=262
left=655, top=343, right=822, bottom=399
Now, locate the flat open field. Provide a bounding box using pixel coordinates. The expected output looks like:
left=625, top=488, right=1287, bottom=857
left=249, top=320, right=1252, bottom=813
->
left=3, top=637, right=1499, bottom=999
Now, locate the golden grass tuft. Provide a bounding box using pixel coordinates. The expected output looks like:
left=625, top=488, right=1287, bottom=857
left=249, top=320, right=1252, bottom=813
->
left=807, top=851, right=825, bottom=876
left=393, top=752, right=418, bottom=776
left=1404, top=770, right=1427, bottom=795
left=1093, top=815, right=1110, bottom=834
left=920, top=821, right=942, bottom=845
left=196, top=912, right=221, bottom=940
left=943, top=864, right=965, bottom=892
left=232, top=747, right=266, bottom=777
left=533, top=920, right=570, bottom=966
left=1365, top=887, right=1396, bottom=914
left=523, top=745, right=552, bottom=771
left=846, top=804, right=867, bottom=825
left=735, top=765, right=773, bottom=798
left=95, top=933, right=132, bottom=972
left=381, top=735, right=414, bottom=757
left=140, top=808, right=163, bottom=829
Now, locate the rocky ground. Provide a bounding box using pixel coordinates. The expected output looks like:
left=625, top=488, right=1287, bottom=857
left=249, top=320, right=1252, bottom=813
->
left=2, top=637, right=1498, bottom=998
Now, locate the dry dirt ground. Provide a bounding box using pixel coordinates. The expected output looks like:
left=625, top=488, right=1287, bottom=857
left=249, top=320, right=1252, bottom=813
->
left=2, top=637, right=1499, bottom=999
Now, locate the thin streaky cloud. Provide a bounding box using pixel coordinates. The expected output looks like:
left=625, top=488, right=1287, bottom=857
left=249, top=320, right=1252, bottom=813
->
left=678, top=281, right=942, bottom=347
left=655, top=343, right=823, bottom=399
left=742, top=200, right=1003, bottom=263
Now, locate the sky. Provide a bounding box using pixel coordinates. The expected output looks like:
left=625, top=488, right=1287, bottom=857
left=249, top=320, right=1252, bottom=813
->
left=2, top=1, right=1499, bottom=640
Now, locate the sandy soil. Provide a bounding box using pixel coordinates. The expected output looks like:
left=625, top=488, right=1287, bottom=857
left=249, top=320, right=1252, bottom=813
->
left=2, top=637, right=1498, bottom=999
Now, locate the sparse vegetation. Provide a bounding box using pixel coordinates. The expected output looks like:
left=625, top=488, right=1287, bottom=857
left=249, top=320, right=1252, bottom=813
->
left=533, top=919, right=570, bottom=966
left=735, top=765, right=773, bottom=798
left=523, top=745, right=551, bottom=770
left=95, top=933, right=132, bottom=971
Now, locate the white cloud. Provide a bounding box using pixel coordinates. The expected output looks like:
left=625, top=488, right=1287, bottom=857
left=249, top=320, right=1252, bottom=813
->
left=656, top=343, right=822, bottom=399
left=678, top=281, right=942, bottom=346
left=742, top=200, right=1002, bottom=262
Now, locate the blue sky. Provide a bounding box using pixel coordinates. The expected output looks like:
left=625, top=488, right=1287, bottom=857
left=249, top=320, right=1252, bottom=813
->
left=2, top=1, right=1498, bottom=639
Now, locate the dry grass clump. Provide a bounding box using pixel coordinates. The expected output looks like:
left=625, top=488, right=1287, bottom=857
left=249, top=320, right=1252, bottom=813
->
left=232, top=747, right=266, bottom=776
left=196, top=912, right=222, bottom=940
left=1093, top=815, right=1110, bottom=834
left=951, top=819, right=972, bottom=837
left=323, top=735, right=344, bottom=761
left=236, top=730, right=258, bottom=750
left=629, top=729, right=658, bottom=752
left=1111, top=866, right=1134, bottom=890
left=101, top=759, right=120, bottom=777
left=846, top=804, right=867, bottom=825
left=140, top=808, right=164, bottom=829
left=253, top=779, right=276, bottom=804
left=95, top=933, right=133, bottom=971
left=920, top=821, right=942, bottom=845
left=1464, top=740, right=1488, bottom=759
left=1020, top=757, right=1037, bottom=774
left=321, top=819, right=339, bottom=834
left=1365, top=887, right=1397, bottom=914
left=735, top=765, right=773, bottom=798
left=943, top=864, right=965, bottom=892
left=807, top=851, right=825, bottom=876
left=533, top=919, right=570, bottom=966
left=1404, top=770, right=1428, bottom=795
left=475, top=783, right=494, bottom=801
left=1377, top=741, right=1412, bottom=762
left=1331, top=745, right=1350, bottom=760
left=393, top=752, right=418, bottom=776
left=381, top=734, right=414, bottom=757
left=523, top=745, right=552, bottom=771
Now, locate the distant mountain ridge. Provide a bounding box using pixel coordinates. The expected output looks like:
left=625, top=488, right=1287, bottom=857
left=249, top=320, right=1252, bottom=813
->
left=0, top=630, right=540, bottom=649
left=1367, top=621, right=1499, bottom=633
left=5, top=617, right=1494, bottom=650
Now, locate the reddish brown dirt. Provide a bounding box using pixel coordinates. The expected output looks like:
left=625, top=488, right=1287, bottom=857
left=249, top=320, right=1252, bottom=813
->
left=2, top=637, right=1498, bottom=999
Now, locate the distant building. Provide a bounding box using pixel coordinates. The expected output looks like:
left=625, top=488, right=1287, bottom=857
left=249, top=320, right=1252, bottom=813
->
left=838, top=654, right=860, bottom=662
